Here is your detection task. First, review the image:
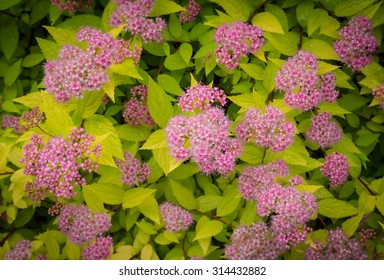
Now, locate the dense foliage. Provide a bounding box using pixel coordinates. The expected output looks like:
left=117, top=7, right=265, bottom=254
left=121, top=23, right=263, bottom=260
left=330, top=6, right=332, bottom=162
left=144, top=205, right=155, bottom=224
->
left=1, top=0, right=384, bottom=260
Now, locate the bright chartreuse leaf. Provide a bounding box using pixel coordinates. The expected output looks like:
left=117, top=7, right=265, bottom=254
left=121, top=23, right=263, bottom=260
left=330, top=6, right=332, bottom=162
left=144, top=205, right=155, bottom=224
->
left=122, top=188, right=157, bottom=208
left=169, top=179, right=196, bottom=210
left=252, top=12, right=284, bottom=34
left=147, top=78, right=174, bottom=128
left=318, top=198, right=358, bottom=219
left=148, top=0, right=184, bottom=17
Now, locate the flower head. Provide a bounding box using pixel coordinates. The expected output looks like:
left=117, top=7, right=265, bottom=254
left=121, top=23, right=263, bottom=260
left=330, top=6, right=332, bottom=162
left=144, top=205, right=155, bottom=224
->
left=305, top=112, right=342, bottom=148
left=160, top=202, right=193, bottom=232
left=4, top=240, right=32, bottom=260
left=58, top=204, right=111, bottom=244
left=179, top=0, right=200, bottom=23
left=1, top=115, right=21, bottom=134
left=115, top=152, right=150, bottom=187
left=214, top=21, right=264, bottom=69
left=334, top=16, right=377, bottom=71
left=236, top=106, right=295, bottom=152
left=123, top=85, right=155, bottom=127
left=372, top=84, right=384, bottom=109
left=320, top=151, right=349, bottom=187
left=50, top=0, right=93, bottom=12
left=82, top=236, right=113, bottom=260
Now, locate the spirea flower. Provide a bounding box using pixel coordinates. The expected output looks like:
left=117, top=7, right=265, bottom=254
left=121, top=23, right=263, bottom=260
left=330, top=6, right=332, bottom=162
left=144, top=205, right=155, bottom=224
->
left=305, top=112, right=342, bottom=148
left=44, top=27, right=141, bottom=103
left=123, top=85, right=155, bottom=127
left=238, top=160, right=289, bottom=201
left=275, top=51, right=339, bottom=110
left=50, top=0, right=93, bottom=12
left=372, top=84, right=384, bottom=109
left=1, top=114, right=21, bottom=134
left=166, top=107, right=241, bottom=175
left=109, top=0, right=167, bottom=43
left=214, top=21, right=264, bottom=69
left=115, top=152, right=150, bottom=187
left=160, top=202, right=193, bottom=232
left=224, top=223, right=282, bottom=260
left=178, top=83, right=227, bottom=112
left=4, top=240, right=32, bottom=260
left=82, top=236, right=113, bottom=260
left=257, top=185, right=317, bottom=248
left=58, top=204, right=111, bottom=244
left=305, top=228, right=367, bottom=260
left=334, top=16, right=377, bottom=71
left=236, top=106, right=295, bottom=152
left=21, top=127, right=101, bottom=200
left=320, top=151, right=349, bottom=187
left=179, top=0, right=200, bottom=23
left=19, top=107, right=45, bottom=131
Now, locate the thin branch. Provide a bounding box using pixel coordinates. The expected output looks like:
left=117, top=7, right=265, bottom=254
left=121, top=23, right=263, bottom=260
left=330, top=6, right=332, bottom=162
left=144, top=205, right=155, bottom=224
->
left=358, top=177, right=375, bottom=196
left=0, top=227, right=17, bottom=247
left=192, top=209, right=233, bottom=228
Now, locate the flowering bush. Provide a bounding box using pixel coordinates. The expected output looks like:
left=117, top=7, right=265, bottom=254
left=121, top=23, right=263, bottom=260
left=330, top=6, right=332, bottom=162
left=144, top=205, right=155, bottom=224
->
left=1, top=0, right=384, bottom=261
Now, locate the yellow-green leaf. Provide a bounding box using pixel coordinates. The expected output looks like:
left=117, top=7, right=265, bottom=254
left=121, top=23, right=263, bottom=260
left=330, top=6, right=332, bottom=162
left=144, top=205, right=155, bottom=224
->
left=252, top=12, right=284, bottom=34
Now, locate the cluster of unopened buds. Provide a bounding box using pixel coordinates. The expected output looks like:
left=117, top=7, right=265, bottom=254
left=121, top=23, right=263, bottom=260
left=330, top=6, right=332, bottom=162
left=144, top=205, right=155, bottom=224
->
left=50, top=0, right=93, bottom=12
left=115, top=151, right=150, bottom=187
left=1, top=107, right=45, bottom=134
left=179, top=0, right=200, bottom=23
left=123, top=85, right=155, bottom=127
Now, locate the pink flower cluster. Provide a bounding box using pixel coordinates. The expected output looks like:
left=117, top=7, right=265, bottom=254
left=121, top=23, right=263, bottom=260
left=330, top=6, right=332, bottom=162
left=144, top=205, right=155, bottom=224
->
left=58, top=204, right=111, bottom=244
left=372, top=84, right=384, bottom=109
left=21, top=127, right=101, bottom=201
left=115, top=152, right=150, bottom=187
left=238, top=160, right=317, bottom=248
left=82, top=236, right=113, bottom=260
left=238, top=160, right=288, bottom=201
left=214, top=21, right=264, bottom=69
left=305, top=228, right=367, bottom=259
left=224, top=222, right=282, bottom=260
left=257, top=184, right=317, bottom=248
left=44, top=27, right=141, bottom=103
left=50, top=0, right=93, bottom=12
left=160, top=202, right=193, bottom=232
left=179, top=0, right=200, bottom=23
left=359, top=228, right=376, bottom=248
left=320, top=151, right=349, bottom=187
left=334, top=16, right=377, bottom=71
left=123, top=85, right=155, bottom=127
left=109, top=0, right=167, bottom=43
left=4, top=240, right=32, bottom=260
left=275, top=51, right=339, bottom=111
left=166, top=107, right=241, bottom=175
left=1, top=114, right=21, bottom=134
left=305, top=112, right=342, bottom=148
left=236, top=106, right=295, bottom=152
left=178, top=83, right=227, bottom=112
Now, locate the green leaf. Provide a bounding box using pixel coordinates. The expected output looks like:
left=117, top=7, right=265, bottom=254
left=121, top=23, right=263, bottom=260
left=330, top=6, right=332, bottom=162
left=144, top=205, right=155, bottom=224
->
left=2, top=100, right=19, bottom=113
left=0, top=0, right=22, bottom=10
left=169, top=179, right=196, bottom=210
left=196, top=195, right=220, bottom=212
left=168, top=162, right=200, bottom=181
left=179, top=43, right=193, bottom=65
left=84, top=115, right=124, bottom=166
left=240, top=63, right=264, bottom=80
left=4, top=59, right=21, bottom=86
left=157, top=74, right=184, bottom=96
left=36, top=38, right=61, bottom=60
left=147, top=78, right=174, bottom=128
left=302, top=39, right=338, bottom=60
left=169, top=13, right=182, bottom=39
left=30, top=0, right=50, bottom=25
left=317, top=61, right=340, bottom=75
left=252, top=12, right=284, bottom=34
left=358, top=191, right=376, bottom=214
left=210, top=0, right=254, bottom=21
left=14, top=207, right=35, bottom=228
left=264, top=32, right=299, bottom=56
left=64, top=241, right=81, bottom=260
left=193, top=216, right=223, bottom=240
left=296, top=1, right=314, bottom=27
left=216, top=186, right=241, bottom=217
left=83, top=185, right=105, bottom=212
left=110, top=60, right=142, bottom=79
left=164, top=53, right=189, bottom=70
left=44, top=26, right=78, bottom=45
left=0, top=22, right=18, bottom=61
left=318, top=102, right=351, bottom=116
left=49, top=4, right=62, bottom=25
left=153, top=147, right=183, bottom=175
left=86, top=183, right=125, bottom=205
left=263, top=61, right=279, bottom=92
left=376, top=193, right=384, bottom=216
left=138, top=196, right=161, bottom=224
left=73, top=90, right=104, bottom=121
left=334, top=0, right=376, bottom=17
left=58, top=15, right=102, bottom=30
left=342, top=214, right=363, bottom=238
left=240, top=201, right=257, bottom=225
left=148, top=0, right=184, bottom=16
left=42, top=231, right=60, bottom=260
left=338, top=94, right=370, bottom=111
left=115, top=124, right=152, bottom=142
left=101, top=0, right=117, bottom=31
left=122, top=188, right=156, bottom=208
left=22, top=53, right=45, bottom=68
left=141, top=129, right=167, bottom=150
left=239, top=143, right=264, bottom=165
left=318, top=198, right=358, bottom=219
left=194, top=41, right=216, bottom=59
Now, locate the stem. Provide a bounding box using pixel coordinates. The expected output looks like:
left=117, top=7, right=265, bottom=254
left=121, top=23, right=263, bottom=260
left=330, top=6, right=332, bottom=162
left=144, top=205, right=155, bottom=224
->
left=318, top=216, right=327, bottom=228
left=261, top=147, right=267, bottom=163
left=0, top=227, right=17, bottom=247
left=0, top=172, right=14, bottom=176
left=299, top=25, right=303, bottom=49
left=358, top=177, right=375, bottom=196
left=191, top=209, right=233, bottom=228
left=36, top=125, right=54, bottom=137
